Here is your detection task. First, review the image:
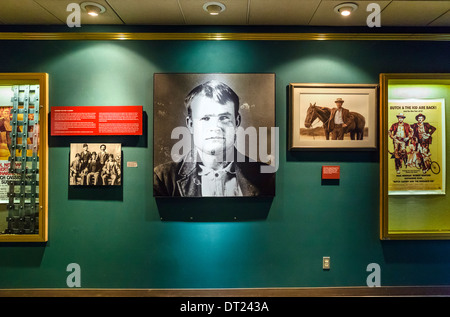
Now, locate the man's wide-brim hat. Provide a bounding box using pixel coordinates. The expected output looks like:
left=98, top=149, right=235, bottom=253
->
left=335, top=98, right=344, bottom=103
left=416, top=113, right=426, bottom=121
left=396, top=113, right=406, bottom=118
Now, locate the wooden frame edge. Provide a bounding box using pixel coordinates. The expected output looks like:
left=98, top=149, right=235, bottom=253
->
left=1, top=286, right=450, bottom=297
left=379, top=73, right=389, bottom=240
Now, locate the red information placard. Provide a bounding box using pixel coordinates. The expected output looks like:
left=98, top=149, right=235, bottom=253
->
left=322, top=166, right=340, bottom=180
left=51, top=106, right=143, bottom=136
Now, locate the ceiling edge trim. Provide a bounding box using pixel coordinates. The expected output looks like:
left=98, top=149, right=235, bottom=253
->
left=0, top=32, right=448, bottom=41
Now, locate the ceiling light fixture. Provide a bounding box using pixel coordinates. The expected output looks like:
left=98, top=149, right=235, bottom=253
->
left=203, top=2, right=226, bottom=16
left=81, top=2, right=106, bottom=17
left=334, top=3, right=358, bottom=16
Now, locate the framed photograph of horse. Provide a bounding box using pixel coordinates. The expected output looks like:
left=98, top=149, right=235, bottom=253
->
left=289, top=83, right=378, bottom=150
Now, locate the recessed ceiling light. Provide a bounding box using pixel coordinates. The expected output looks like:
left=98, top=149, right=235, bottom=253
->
left=203, top=2, right=226, bottom=16
left=334, top=3, right=358, bottom=16
left=81, top=2, right=106, bottom=17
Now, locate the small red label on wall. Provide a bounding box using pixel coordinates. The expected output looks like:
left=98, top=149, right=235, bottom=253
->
left=322, top=166, right=340, bottom=179
left=51, top=105, right=143, bottom=136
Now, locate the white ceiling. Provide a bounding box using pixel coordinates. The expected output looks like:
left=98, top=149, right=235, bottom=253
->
left=0, top=0, right=448, bottom=27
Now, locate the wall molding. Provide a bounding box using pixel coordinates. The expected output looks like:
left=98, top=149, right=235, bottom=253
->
left=1, top=286, right=450, bottom=297
left=0, top=32, right=448, bottom=41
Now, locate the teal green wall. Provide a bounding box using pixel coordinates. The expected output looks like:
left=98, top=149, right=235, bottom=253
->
left=1, top=29, right=450, bottom=288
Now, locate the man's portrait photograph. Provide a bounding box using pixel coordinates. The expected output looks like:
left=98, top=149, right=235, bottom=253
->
left=153, top=73, right=276, bottom=197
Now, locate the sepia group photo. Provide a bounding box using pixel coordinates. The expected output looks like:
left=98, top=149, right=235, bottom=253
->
left=69, top=143, right=122, bottom=186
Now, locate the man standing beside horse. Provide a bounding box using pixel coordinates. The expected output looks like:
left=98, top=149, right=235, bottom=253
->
left=328, top=98, right=352, bottom=140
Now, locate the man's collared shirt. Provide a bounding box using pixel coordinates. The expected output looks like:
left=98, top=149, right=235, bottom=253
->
left=198, top=162, right=243, bottom=196
left=396, top=124, right=405, bottom=138
left=417, top=123, right=425, bottom=138
left=334, top=108, right=344, bottom=124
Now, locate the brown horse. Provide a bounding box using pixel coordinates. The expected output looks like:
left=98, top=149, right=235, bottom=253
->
left=304, top=103, right=366, bottom=140
left=304, top=103, right=332, bottom=139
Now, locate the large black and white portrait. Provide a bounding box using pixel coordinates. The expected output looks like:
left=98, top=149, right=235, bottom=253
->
left=69, top=143, right=122, bottom=186
left=153, top=73, right=276, bottom=197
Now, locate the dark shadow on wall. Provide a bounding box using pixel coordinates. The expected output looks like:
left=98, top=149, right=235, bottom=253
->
left=68, top=184, right=124, bottom=201
left=156, top=197, right=273, bottom=222
left=382, top=240, right=450, bottom=264
left=0, top=242, right=46, bottom=267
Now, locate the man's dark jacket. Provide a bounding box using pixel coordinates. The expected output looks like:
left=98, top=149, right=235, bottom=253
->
left=153, top=150, right=275, bottom=197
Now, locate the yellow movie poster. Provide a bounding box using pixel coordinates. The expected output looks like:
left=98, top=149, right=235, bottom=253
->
left=388, top=99, right=445, bottom=195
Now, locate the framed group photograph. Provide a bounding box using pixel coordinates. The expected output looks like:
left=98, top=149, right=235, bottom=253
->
left=380, top=73, right=450, bottom=240
left=153, top=73, right=276, bottom=198
left=69, top=143, right=122, bottom=186
left=289, top=83, right=378, bottom=150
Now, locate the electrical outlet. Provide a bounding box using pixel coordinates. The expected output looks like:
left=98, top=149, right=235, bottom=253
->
left=323, top=256, right=330, bottom=270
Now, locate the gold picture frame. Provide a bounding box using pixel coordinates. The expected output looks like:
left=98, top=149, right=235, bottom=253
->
left=380, top=73, right=450, bottom=240
left=289, top=83, right=378, bottom=150
left=0, top=73, right=48, bottom=242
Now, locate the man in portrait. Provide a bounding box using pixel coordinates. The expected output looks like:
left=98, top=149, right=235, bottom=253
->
left=388, top=113, right=412, bottom=174
left=79, top=143, right=91, bottom=171
left=328, top=98, right=352, bottom=140
left=69, top=153, right=82, bottom=185
left=411, top=113, right=436, bottom=173
left=86, top=151, right=101, bottom=185
left=101, top=154, right=121, bottom=185
left=97, top=144, right=109, bottom=169
left=153, top=80, right=275, bottom=197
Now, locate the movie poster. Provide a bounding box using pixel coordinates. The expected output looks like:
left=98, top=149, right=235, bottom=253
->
left=0, top=161, right=12, bottom=202
left=387, top=99, right=445, bottom=195
left=0, top=161, right=37, bottom=203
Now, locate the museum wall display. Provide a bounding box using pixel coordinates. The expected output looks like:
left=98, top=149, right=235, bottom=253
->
left=0, top=26, right=449, bottom=291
